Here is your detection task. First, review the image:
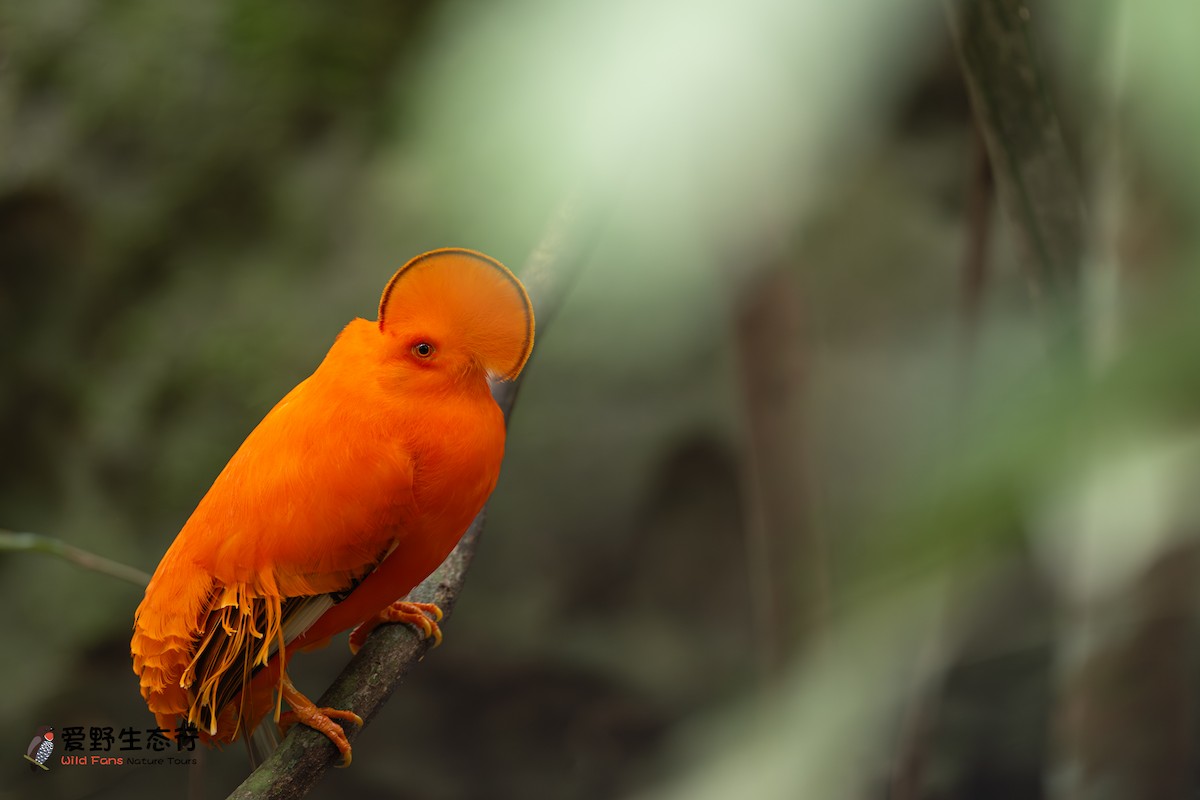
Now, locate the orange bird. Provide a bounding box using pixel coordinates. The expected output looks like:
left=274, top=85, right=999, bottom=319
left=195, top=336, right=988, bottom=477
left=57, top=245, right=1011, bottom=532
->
left=130, top=248, right=534, bottom=765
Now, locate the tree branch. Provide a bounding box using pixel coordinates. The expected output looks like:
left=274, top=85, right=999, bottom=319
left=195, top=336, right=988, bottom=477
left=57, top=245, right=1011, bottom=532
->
left=227, top=187, right=608, bottom=800
left=944, top=0, right=1087, bottom=324
left=0, top=529, right=151, bottom=586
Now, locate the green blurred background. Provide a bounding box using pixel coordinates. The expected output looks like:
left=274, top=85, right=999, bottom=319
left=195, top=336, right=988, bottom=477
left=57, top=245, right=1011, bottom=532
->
left=4, top=1, right=1200, bottom=798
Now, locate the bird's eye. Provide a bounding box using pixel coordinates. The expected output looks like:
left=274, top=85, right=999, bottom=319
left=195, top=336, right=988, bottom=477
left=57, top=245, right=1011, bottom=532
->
left=412, top=342, right=435, bottom=358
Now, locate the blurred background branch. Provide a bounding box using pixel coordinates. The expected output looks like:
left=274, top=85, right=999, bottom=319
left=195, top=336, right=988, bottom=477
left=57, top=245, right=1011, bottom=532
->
left=945, top=0, right=1087, bottom=318
left=0, top=529, right=150, bottom=586
left=731, top=261, right=820, bottom=678
left=885, top=2, right=1094, bottom=792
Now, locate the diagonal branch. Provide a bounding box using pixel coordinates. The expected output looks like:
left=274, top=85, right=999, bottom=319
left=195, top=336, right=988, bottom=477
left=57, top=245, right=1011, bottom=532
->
left=944, top=0, right=1087, bottom=328
left=0, top=529, right=151, bottom=586
left=227, top=187, right=608, bottom=800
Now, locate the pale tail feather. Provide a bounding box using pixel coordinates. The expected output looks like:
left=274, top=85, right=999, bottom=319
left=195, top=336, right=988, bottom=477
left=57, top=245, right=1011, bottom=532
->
left=245, top=721, right=281, bottom=769
left=232, top=592, right=338, bottom=765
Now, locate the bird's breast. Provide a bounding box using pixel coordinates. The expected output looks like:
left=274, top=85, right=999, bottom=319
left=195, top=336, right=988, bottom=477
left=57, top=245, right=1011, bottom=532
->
left=412, top=398, right=505, bottom=525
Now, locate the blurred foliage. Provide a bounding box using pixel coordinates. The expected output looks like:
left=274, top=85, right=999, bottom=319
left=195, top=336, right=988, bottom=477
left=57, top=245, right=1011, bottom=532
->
left=4, top=0, right=1200, bottom=799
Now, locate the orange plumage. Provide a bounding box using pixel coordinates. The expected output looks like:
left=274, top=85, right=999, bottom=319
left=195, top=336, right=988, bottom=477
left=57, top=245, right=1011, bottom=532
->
left=130, top=248, right=534, bottom=764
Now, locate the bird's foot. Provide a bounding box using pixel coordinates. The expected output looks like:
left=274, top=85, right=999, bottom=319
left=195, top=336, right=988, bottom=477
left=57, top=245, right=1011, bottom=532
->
left=349, top=601, right=444, bottom=654
left=278, top=675, right=363, bottom=767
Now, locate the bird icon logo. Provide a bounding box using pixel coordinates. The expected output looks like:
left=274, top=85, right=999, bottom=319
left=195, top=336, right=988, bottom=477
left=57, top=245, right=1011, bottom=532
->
left=24, top=726, right=54, bottom=771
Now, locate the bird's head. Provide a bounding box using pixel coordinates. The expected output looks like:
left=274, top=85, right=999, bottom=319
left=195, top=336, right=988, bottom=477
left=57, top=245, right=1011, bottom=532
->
left=377, top=249, right=534, bottom=387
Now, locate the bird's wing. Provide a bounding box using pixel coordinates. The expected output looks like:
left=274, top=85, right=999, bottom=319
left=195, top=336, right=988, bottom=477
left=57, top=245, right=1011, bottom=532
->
left=132, top=365, right=418, bottom=740
left=194, top=369, right=419, bottom=595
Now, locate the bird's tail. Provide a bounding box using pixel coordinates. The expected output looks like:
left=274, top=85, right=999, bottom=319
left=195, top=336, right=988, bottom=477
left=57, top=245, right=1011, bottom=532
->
left=245, top=719, right=281, bottom=769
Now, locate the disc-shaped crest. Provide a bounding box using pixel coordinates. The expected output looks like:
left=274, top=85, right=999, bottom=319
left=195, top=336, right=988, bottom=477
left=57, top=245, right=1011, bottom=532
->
left=378, top=248, right=535, bottom=381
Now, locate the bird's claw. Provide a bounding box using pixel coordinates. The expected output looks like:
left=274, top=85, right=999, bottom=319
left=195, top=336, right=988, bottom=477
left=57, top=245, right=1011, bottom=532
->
left=348, top=601, right=444, bottom=654
left=278, top=675, right=363, bottom=767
